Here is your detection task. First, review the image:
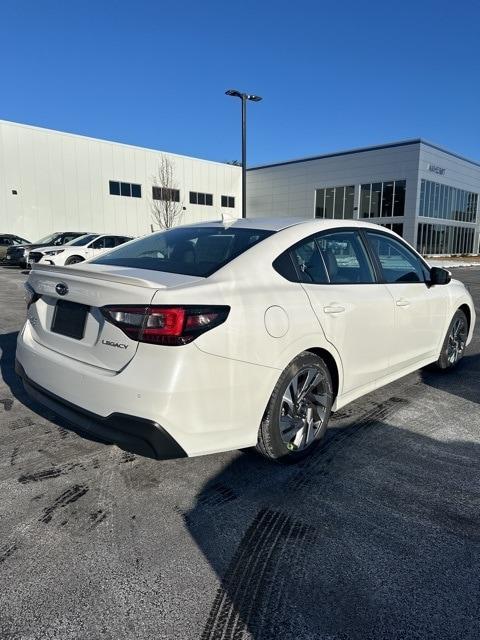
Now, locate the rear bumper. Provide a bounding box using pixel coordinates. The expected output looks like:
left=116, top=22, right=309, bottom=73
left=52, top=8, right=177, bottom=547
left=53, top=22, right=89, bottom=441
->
left=16, top=360, right=187, bottom=459
left=16, top=320, right=278, bottom=456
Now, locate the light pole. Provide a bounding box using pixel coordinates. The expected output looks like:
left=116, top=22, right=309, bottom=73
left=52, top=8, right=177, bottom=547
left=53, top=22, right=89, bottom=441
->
left=225, top=89, right=262, bottom=218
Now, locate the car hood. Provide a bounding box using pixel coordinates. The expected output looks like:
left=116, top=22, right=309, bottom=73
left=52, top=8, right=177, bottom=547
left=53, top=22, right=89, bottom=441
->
left=21, top=243, right=52, bottom=251
left=32, top=244, right=69, bottom=253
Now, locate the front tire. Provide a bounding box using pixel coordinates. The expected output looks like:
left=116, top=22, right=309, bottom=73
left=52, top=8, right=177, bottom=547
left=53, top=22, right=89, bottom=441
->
left=256, top=352, right=333, bottom=463
left=435, top=309, right=468, bottom=370
left=65, top=255, right=84, bottom=265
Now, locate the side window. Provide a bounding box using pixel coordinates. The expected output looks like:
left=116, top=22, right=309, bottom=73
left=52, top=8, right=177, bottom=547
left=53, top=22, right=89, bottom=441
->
left=290, top=238, right=328, bottom=284
left=103, top=236, right=116, bottom=249
left=91, top=237, right=106, bottom=249
left=366, top=232, right=425, bottom=283
left=316, top=231, right=375, bottom=284
left=61, top=235, right=78, bottom=244
left=272, top=251, right=298, bottom=282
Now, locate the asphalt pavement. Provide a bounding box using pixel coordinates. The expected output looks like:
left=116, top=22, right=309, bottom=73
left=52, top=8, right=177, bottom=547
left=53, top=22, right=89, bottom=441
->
left=0, top=266, right=479, bottom=640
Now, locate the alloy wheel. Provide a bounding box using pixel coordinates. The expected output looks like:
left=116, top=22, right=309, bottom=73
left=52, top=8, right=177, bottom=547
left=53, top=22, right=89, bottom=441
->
left=447, top=317, right=467, bottom=365
left=279, top=366, right=329, bottom=452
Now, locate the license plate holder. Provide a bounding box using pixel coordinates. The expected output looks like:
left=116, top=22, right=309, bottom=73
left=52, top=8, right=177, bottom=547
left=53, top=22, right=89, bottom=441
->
left=51, top=300, right=89, bottom=340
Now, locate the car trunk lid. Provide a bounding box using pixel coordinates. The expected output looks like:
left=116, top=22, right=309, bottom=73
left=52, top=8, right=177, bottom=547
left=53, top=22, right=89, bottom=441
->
left=27, top=263, right=203, bottom=371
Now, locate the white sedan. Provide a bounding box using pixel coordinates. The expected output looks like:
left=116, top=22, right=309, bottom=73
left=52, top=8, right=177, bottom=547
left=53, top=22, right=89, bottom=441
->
left=16, top=218, right=475, bottom=462
left=34, top=233, right=133, bottom=266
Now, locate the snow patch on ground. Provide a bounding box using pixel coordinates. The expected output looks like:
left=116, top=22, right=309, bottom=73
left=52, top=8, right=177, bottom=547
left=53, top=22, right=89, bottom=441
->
left=429, top=260, right=480, bottom=268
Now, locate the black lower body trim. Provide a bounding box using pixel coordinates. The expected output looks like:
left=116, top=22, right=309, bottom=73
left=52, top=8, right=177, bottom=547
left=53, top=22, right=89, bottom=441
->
left=15, top=360, right=187, bottom=460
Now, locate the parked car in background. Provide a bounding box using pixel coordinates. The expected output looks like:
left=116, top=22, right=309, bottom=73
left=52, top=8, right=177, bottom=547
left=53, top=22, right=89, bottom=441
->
left=0, top=234, right=30, bottom=261
left=35, top=234, right=133, bottom=266
left=16, top=219, right=475, bottom=463
left=6, top=231, right=91, bottom=268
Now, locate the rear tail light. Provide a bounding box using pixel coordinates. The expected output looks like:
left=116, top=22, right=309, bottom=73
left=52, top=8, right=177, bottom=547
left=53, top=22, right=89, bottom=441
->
left=24, top=282, right=41, bottom=309
left=100, top=305, right=230, bottom=346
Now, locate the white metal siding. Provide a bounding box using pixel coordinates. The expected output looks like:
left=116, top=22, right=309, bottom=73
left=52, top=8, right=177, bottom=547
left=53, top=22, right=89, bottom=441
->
left=0, top=120, right=242, bottom=240
left=246, top=143, right=421, bottom=245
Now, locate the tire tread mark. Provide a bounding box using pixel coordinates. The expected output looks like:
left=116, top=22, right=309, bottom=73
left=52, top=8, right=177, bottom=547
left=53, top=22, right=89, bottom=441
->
left=197, top=482, right=238, bottom=508
left=210, top=510, right=282, bottom=639
left=291, top=394, right=417, bottom=490
left=0, top=542, right=18, bottom=564
left=40, top=484, right=89, bottom=524
left=201, top=509, right=275, bottom=640
left=201, top=509, right=315, bottom=640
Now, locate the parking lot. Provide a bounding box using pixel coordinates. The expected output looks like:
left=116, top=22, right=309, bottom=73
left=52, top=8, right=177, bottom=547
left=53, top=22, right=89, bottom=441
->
left=0, top=265, right=479, bottom=640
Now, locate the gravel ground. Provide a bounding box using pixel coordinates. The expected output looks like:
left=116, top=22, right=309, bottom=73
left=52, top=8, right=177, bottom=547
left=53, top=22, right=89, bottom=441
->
left=0, top=266, right=479, bottom=640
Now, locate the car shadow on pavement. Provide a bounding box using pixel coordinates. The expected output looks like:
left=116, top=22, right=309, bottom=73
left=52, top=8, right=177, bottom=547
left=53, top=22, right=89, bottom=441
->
left=420, top=353, right=480, bottom=405
left=186, top=418, right=480, bottom=640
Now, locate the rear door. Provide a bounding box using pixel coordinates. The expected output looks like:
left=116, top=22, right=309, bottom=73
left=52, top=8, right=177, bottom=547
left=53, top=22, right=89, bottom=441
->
left=364, top=230, right=447, bottom=370
left=294, top=230, right=395, bottom=394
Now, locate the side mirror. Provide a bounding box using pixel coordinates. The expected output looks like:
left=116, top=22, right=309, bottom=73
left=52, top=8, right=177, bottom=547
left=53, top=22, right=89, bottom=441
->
left=429, top=266, right=451, bottom=285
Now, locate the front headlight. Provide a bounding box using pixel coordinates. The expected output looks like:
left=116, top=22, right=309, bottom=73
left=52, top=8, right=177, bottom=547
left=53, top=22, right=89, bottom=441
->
left=44, top=250, right=65, bottom=256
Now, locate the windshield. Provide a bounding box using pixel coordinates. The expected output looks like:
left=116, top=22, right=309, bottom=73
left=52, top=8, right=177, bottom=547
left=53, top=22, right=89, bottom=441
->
left=34, top=233, right=60, bottom=245
left=91, top=226, right=275, bottom=277
left=67, top=234, right=99, bottom=247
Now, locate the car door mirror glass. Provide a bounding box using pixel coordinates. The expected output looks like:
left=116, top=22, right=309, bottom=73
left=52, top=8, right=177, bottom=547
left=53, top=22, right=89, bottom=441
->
left=429, top=266, right=451, bottom=285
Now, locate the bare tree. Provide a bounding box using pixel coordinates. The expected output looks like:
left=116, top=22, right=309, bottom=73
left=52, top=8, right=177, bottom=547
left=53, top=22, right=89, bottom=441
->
left=150, top=155, right=183, bottom=230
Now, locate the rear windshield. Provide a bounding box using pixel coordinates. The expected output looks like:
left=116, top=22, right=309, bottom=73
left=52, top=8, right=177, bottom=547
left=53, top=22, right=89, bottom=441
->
left=91, top=226, right=275, bottom=277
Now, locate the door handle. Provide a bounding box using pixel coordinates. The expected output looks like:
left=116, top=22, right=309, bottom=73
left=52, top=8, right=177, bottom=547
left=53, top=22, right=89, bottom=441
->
left=323, top=305, right=346, bottom=314
left=396, top=298, right=410, bottom=307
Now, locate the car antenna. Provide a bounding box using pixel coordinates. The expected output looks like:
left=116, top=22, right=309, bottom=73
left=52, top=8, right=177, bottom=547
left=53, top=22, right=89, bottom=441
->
left=221, top=212, right=237, bottom=227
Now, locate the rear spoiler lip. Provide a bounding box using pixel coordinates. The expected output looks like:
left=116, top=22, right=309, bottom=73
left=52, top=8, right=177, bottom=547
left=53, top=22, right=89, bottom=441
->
left=30, top=262, right=167, bottom=289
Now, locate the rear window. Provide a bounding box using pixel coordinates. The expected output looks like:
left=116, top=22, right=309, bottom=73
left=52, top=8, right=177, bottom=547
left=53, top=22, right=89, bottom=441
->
left=91, top=226, right=275, bottom=277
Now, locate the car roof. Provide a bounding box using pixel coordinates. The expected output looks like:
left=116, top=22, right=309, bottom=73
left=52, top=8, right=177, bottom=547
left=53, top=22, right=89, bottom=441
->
left=182, top=217, right=395, bottom=233
left=184, top=217, right=308, bottom=231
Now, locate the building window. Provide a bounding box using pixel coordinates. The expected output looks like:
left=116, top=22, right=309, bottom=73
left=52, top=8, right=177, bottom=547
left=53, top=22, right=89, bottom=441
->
left=360, top=180, right=406, bottom=218
left=152, top=187, right=180, bottom=202
left=190, top=191, right=213, bottom=206
left=221, top=195, right=235, bottom=208
left=109, top=181, right=142, bottom=198
left=417, top=223, right=475, bottom=255
left=375, top=222, right=404, bottom=237
left=419, top=179, right=478, bottom=223
left=315, top=185, right=355, bottom=219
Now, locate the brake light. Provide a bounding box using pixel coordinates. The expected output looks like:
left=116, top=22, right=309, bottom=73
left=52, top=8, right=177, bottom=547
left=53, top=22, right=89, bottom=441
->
left=24, top=282, right=41, bottom=309
left=101, top=305, right=230, bottom=345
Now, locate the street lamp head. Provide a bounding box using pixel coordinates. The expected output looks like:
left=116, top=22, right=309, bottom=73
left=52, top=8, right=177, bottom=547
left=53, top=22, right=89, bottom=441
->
left=225, top=89, right=243, bottom=98
left=247, top=95, right=262, bottom=102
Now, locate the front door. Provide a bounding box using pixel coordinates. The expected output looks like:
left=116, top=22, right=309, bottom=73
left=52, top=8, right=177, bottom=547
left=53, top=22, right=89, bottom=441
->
left=364, top=230, right=447, bottom=371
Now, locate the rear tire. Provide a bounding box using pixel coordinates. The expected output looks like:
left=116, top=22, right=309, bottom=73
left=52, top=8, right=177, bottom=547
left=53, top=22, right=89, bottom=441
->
left=65, top=255, right=84, bottom=265
left=256, top=352, right=333, bottom=463
left=435, top=309, right=468, bottom=370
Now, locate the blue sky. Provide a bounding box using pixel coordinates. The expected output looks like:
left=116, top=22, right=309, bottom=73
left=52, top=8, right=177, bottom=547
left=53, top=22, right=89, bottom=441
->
left=1, top=0, right=479, bottom=165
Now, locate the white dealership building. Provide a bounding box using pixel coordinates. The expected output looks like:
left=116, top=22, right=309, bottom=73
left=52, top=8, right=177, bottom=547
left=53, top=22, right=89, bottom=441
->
left=1, top=119, right=480, bottom=254
left=0, top=119, right=242, bottom=241
left=247, top=139, right=480, bottom=255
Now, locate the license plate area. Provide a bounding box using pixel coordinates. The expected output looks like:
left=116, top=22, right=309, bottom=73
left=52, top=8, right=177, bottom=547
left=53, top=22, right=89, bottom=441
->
left=51, top=300, right=90, bottom=340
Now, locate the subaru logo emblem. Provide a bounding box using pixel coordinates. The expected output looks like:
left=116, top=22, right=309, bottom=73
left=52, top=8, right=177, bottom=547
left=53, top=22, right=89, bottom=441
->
left=55, top=282, right=69, bottom=296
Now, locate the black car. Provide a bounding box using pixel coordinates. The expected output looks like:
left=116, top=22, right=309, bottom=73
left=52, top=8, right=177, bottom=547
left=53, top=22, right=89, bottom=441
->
left=5, top=232, right=91, bottom=267
left=0, top=234, right=31, bottom=262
